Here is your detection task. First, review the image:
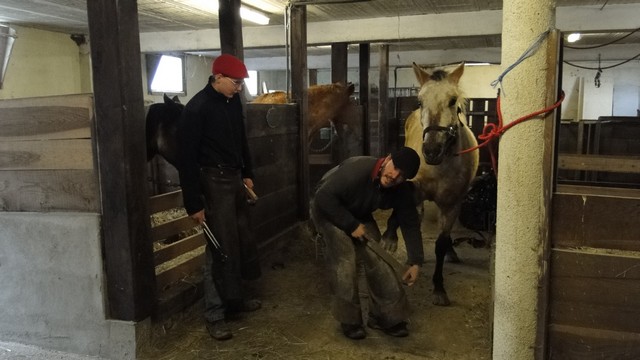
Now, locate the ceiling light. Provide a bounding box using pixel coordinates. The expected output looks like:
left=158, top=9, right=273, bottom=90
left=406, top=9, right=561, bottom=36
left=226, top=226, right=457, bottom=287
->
left=241, top=7, right=270, bottom=25
left=188, top=0, right=270, bottom=25
left=567, top=33, right=581, bottom=43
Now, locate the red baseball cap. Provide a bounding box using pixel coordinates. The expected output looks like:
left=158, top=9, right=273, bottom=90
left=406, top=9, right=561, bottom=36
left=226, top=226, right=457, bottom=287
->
left=212, top=54, right=249, bottom=79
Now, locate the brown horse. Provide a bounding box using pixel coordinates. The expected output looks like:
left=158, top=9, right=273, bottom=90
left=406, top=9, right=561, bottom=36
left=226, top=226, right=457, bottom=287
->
left=252, top=82, right=355, bottom=141
left=384, top=63, right=479, bottom=306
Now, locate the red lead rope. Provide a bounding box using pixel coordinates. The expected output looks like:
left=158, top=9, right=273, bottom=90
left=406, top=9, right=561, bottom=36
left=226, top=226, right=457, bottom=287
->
left=458, top=90, right=565, bottom=174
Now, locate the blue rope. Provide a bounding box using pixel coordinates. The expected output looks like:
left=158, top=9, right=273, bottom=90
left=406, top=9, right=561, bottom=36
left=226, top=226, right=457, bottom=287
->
left=491, top=29, right=551, bottom=95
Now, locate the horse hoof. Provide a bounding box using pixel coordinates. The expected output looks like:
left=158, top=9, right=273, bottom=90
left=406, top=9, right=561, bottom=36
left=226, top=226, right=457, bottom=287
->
left=446, top=251, right=461, bottom=263
left=432, top=292, right=451, bottom=306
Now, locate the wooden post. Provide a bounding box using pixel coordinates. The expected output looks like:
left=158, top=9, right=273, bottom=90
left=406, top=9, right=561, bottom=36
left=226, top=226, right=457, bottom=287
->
left=309, top=69, right=318, bottom=86
left=86, top=0, right=156, bottom=321
left=359, top=43, right=370, bottom=155
left=331, top=42, right=348, bottom=163
left=218, top=0, right=244, bottom=59
left=378, top=44, right=389, bottom=156
left=290, top=4, right=309, bottom=220
left=331, top=42, right=348, bottom=84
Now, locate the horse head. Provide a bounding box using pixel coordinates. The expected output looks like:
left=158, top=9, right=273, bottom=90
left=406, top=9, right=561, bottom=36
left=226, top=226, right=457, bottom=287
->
left=413, top=63, right=466, bottom=165
left=145, top=93, right=184, bottom=167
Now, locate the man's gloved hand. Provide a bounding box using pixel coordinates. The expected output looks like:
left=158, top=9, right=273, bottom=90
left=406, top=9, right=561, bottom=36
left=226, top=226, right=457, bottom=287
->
left=380, top=235, right=398, bottom=253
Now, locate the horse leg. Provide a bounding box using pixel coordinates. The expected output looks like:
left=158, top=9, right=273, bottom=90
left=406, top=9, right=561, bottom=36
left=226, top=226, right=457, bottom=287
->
left=438, top=204, right=462, bottom=263
left=432, top=231, right=451, bottom=306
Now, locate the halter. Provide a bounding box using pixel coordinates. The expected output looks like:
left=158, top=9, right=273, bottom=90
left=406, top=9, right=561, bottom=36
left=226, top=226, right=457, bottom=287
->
left=422, top=107, right=464, bottom=157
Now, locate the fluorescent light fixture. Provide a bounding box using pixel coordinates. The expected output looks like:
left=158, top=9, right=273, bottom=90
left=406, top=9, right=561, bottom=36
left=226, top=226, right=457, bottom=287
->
left=241, top=7, right=270, bottom=25
left=188, top=0, right=270, bottom=25
left=567, top=33, right=581, bottom=43
left=465, top=62, right=491, bottom=66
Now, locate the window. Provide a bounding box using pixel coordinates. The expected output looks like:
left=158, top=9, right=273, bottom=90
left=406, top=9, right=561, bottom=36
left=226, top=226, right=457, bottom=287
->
left=246, top=70, right=258, bottom=96
left=146, top=54, right=185, bottom=95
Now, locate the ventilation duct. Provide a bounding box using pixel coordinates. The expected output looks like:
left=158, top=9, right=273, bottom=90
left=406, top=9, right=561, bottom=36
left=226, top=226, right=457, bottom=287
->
left=0, top=25, right=17, bottom=89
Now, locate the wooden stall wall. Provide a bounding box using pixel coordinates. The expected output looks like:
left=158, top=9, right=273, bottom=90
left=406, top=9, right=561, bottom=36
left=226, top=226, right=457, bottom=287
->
left=246, top=103, right=300, bottom=245
left=0, top=94, right=99, bottom=211
left=549, top=117, right=640, bottom=358
left=0, top=94, right=132, bottom=358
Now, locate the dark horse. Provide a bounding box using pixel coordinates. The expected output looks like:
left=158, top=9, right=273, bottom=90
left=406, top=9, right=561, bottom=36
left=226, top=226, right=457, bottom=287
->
left=384, top=63, right=479, bottom=306
left=145, top=94, right=184, bottom=168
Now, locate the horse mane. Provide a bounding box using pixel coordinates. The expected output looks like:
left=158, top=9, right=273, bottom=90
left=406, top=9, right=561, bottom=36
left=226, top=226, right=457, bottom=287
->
left=430, top=70, right=448, bottom=81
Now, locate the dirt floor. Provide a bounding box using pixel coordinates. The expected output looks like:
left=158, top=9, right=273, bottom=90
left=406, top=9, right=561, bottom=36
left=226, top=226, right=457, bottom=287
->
left=140, top=207, right=494, bottom=360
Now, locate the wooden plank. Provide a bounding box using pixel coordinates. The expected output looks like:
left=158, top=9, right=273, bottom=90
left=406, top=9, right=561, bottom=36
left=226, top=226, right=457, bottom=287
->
left=155, top=271, right=203, bottom=321
left=550, top=249, right=640, bottom=333
left=309, top=154, right=332, bottom=165
left=0, top=139, right=93, bottom=170
left=552, top=193, right=640, bottom=251
left=556, top=184, right=640, bottom=199
left=252, top=160, right=298, bottom=195
left=150, top=215, right=199, bottom=243
left=248, top=133, right=298, bottom=169
left=558, top=154, right=640, bottom=174
left=246, top=104, right=298, bottom=138
left=0, top=94, right=93, bottom=141
left=0, top=169, right=99, bottom=212
left=154, top=232, right=205, bottom=266
left=149, top=190, right=183, bottom=214
left=252, top=209, right=299, bottom=247
left=549, top=324, right=640, bottom=360
left=249, top=185, right=298, bottom=228
left=156, top=252, right=205, bottom=291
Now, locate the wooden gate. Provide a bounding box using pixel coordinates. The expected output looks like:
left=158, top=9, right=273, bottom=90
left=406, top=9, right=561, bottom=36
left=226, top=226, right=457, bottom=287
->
left=549, top=117, right=640, bottom=358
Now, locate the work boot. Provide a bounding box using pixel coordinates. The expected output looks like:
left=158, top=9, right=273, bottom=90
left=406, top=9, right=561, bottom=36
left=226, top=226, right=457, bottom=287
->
left=226, top=299, right=262, bottom=320
left=367, top=317, right=409, bottom=337
left=206, top=320, right=232, bottom=341
left=341, top=323, right=366, bottom=340
left=239, top=298, right=262, bottom=312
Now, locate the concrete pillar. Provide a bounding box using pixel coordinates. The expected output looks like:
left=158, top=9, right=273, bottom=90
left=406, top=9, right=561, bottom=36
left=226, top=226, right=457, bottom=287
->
left=493, top=0, right=556, bottom=359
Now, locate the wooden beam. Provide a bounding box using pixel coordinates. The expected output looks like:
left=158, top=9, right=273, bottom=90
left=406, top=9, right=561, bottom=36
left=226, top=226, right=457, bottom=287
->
left=378, top=44, right=389, bottom=156
left=359, top=43, right=370, bottom=155
left=331, top=42, right=348, bottom=84
left=218, top=0, right=244, bottom=59
left=87, top=0, right=156, bottom=321
left=290, top=4, right=309, bottom=220
left=536, top=29, right=561, bottom=360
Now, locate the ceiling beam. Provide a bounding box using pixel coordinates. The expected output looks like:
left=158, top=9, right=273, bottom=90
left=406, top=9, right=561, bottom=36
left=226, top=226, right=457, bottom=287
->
left=139, top=4, right=640, bottom=53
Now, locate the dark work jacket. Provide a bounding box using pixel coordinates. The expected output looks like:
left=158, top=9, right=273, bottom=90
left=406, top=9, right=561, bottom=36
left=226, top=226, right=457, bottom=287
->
left=312, top=156, right=424, bottom=265
left=178, top=83, right=254, bottom=214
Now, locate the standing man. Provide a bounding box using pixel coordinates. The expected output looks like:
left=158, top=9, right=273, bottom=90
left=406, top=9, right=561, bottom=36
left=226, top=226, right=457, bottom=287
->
left=178, top=54, right=261, bottom=341
left=310, top=147, right=423, bottom=340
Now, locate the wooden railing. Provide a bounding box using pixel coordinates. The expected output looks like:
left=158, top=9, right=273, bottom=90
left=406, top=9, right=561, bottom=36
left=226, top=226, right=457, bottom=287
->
left=149, top=190, right=205, bottom=318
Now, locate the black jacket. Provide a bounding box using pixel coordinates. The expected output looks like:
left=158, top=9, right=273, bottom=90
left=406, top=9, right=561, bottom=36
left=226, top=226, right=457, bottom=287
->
left=313, top=156, right=424, bottom=265
left=178, top=83, right=254, bottom=214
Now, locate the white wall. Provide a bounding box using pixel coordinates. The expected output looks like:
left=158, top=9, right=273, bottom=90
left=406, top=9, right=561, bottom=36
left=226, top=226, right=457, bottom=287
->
left=0, top=26, right=83, bottom=99
left=561, top=61, right=640, bottom=120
